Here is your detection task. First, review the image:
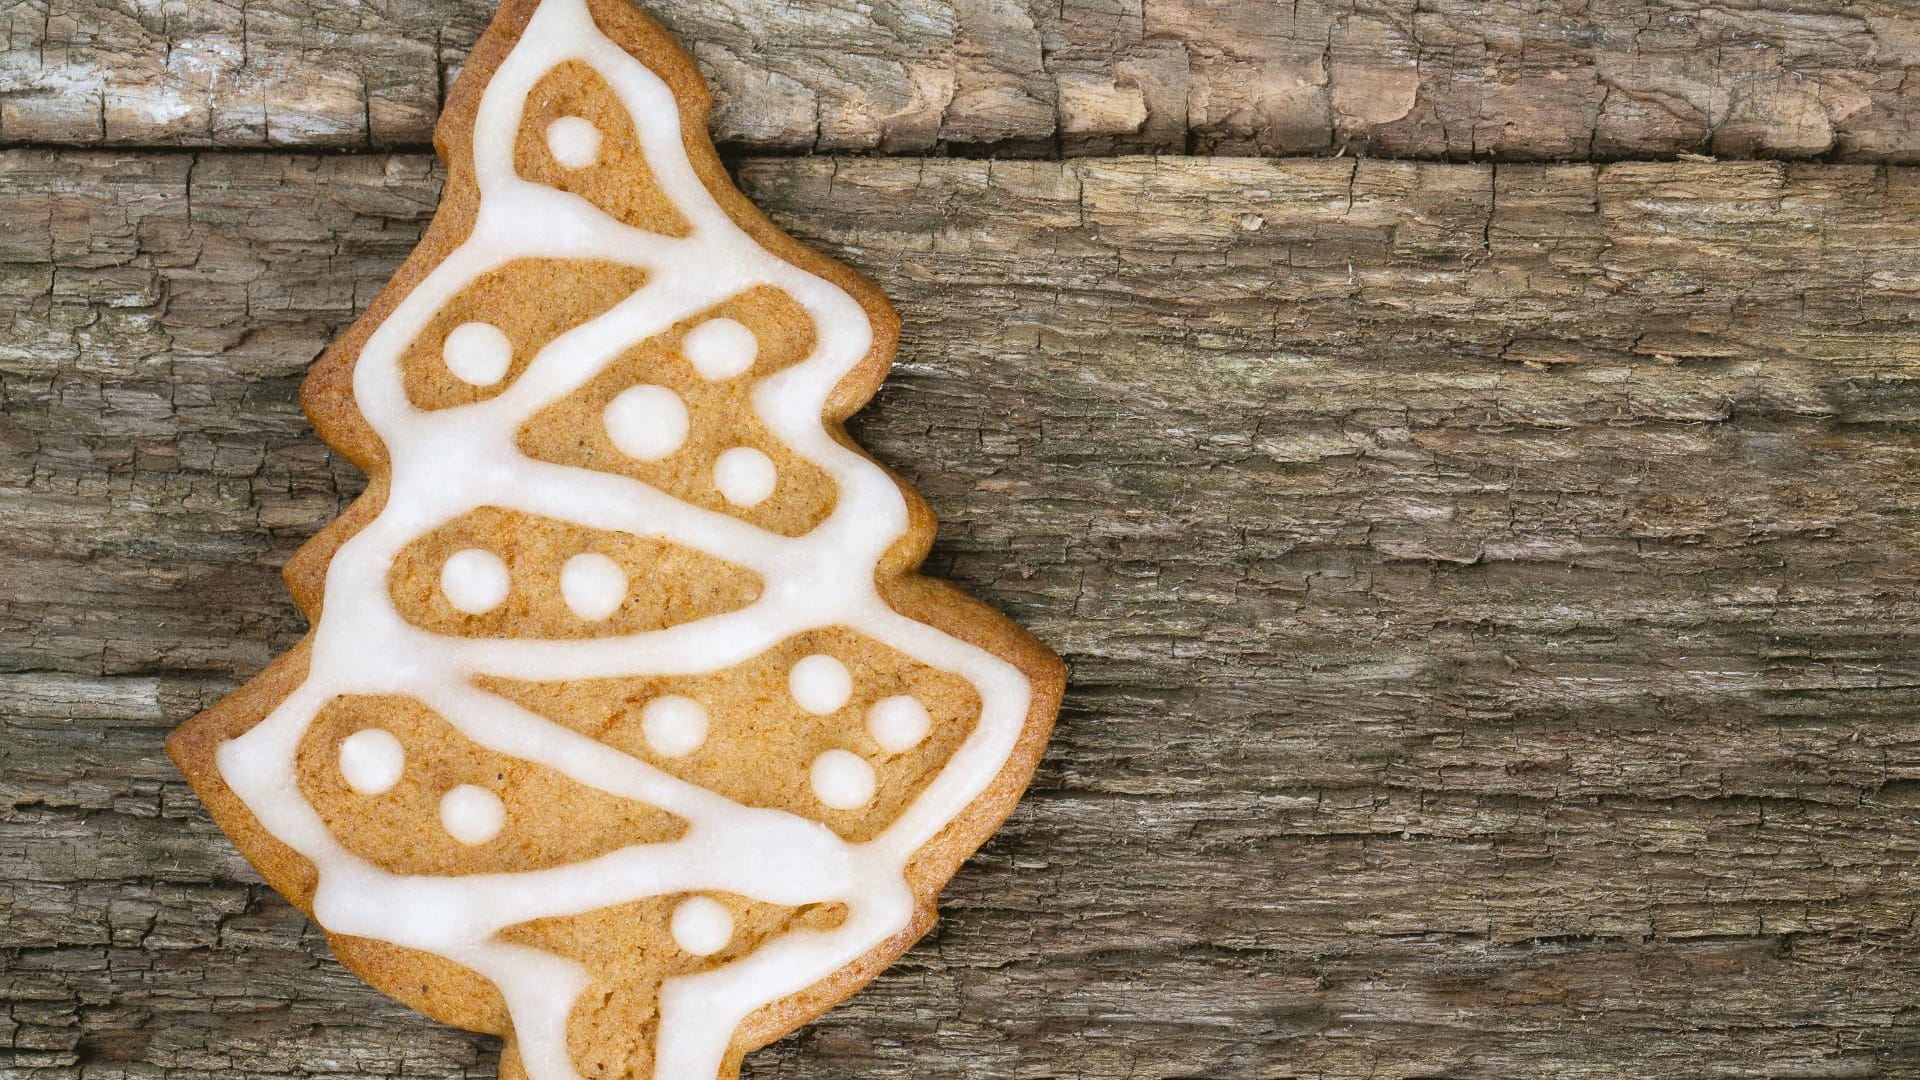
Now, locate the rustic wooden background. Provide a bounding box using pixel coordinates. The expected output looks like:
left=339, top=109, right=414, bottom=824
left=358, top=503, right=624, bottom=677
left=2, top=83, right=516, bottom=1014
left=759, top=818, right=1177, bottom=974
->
left=6, top=1, right=1920, bottom=1078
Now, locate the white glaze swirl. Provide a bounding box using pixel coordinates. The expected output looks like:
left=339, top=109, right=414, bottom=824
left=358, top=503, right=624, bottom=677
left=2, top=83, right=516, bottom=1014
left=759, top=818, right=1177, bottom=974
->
left=212, top=2, right=1033, bottom=1078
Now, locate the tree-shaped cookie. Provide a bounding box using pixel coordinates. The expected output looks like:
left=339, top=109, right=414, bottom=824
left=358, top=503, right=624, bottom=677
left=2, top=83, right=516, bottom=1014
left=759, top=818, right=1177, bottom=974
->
left=165, top=1, right=1065, bottom=1078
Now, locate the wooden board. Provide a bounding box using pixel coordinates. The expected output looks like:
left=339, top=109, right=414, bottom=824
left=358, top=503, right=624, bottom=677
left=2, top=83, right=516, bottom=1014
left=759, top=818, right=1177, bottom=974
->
left=4, top=149, right=1920, bottom=1077
left=6, top=0, right=1920, bottom=159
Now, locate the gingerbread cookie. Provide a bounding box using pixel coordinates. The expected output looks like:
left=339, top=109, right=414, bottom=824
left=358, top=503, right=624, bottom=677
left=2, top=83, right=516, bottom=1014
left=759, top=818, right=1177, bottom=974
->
left=164, top=1, right=1065, bottom=1077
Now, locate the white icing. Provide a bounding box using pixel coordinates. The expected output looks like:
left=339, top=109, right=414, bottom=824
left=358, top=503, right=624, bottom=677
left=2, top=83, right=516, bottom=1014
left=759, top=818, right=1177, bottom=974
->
left=866, top=696, right=931, bottom=753
left=442, top=549, right=511, bottom=614
left=211, top=3, right=1037, bottom=1077
left=640, top=695, right=708, bottom=757
left=809, top=750, right=876, bottom=810
left=713, top=446, right=776, bottom=507
left=545, top=116, right=603, bottom=169
left=440, top=784, right=507, bottom=845
left=788, top=654, right=851, bottom=715
left=443, top=321, right=516, bottom=386
left=604, top=384, right=688, bottom=461
left=560, top=552, right=627, bottom=621
left=681, top=317, right=757, bottom=380
left=669, top=895, right=733, bottom=956
left=339, top=728, right=406, bottom=794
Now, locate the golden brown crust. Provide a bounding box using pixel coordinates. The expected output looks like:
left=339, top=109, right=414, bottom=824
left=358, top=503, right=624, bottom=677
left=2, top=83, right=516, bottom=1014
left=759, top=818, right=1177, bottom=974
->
left=389, top=507, right=764, bottom=639
left=296, top=695, right=688, bottom=877
left=400, top=259, right=652, bottom=411
left=515, top=60, right=693, bottom=238
left=478, top=626, right=985, bottom=845
left=166, top=0, right=1066, bottom=1077
left=516, top=286, right=839, bottom=537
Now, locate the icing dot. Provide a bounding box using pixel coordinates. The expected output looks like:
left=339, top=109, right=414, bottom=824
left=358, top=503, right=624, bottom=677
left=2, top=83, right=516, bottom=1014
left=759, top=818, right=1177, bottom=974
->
left=681, top=318, right=758, bottom=380
left=810, top=750, right=876, bottom=810
left=713, top=447, right=777, bottom=507
left=337, top=729, right=405, bottom=795
left=545, top=116, right=602, bottom=169
left=789, top=654, right=852, bottom=715
left=441, top=549, right=510, bottom=614
left=604, top=384, right=689, bottom=461
left=441, top=321, right=514, bottom=387
left=641, top=695, right=708, bottom=757
left=670, top=896, right=734, bottom=956
left=439, top=784, right=506, bottom=845
left=560, top=552, right=627, bottom=621
left=867, top=696, right=932, bottom=753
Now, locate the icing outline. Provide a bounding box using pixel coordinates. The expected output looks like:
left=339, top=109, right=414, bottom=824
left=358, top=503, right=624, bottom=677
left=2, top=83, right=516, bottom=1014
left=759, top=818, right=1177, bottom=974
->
left=166, top=1, right=1064, bottom=1079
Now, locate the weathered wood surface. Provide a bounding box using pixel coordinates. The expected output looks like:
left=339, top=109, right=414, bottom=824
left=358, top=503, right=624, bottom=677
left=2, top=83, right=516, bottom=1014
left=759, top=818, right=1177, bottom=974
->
left=7, top=0, right=1920, bottom=160
left=4, top=149, right=1920, bottom=1077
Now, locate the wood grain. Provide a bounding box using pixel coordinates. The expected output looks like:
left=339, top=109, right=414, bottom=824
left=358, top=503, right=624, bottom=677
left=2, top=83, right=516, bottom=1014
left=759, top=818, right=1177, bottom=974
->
left=5, top=0, right=1920, bottom=160
left=3, top=149, right=1919, bottom=1077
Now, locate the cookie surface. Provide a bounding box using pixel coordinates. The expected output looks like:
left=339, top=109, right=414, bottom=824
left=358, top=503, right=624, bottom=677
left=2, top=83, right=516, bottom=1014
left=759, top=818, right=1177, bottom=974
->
left=163, top=1, right=1065, bottom=1078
